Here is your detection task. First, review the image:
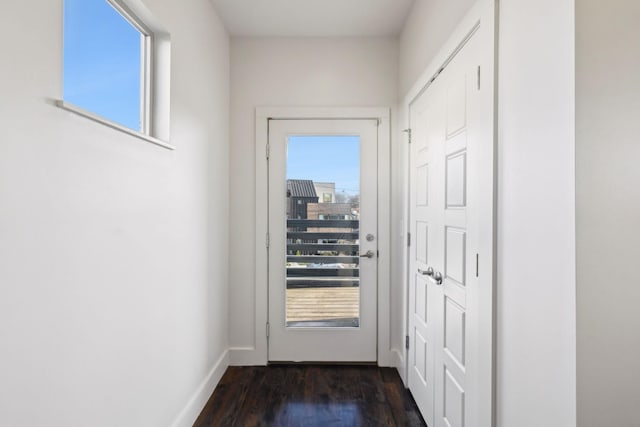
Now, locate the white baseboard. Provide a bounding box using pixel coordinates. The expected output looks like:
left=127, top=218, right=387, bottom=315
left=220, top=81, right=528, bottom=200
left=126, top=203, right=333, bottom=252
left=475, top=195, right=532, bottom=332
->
left=229, top=346, right=267, bottom=366
left=229, top=346, right=397, bottom=368
left=377, top=349, right=396, bottom=368
left=171, top=349, right=230, bottom=427
left=229, top=346, right=400, bottom=370
left=391, top=348, right=407, bottom=386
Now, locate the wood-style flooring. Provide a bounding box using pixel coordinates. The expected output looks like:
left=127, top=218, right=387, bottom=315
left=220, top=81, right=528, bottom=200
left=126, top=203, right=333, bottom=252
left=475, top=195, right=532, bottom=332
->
left=194, top=365, right=426, bottom=427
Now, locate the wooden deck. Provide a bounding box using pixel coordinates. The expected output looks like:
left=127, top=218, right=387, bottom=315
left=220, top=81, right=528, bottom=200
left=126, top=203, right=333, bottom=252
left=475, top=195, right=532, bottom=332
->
left=286, top=287, right=359, bottom=323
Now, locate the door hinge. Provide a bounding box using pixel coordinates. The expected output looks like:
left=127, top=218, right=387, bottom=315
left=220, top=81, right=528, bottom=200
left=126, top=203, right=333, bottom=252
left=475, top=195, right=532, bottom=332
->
left=266, top=322, right=270, bottom=338
left=405, top=335, right=410, bottom=350
left=403, top=128, right=412, bottom=144
left=266, top=232, right=270, bottom=248
left=266, top=143, right=270, bottom=159
left=407, top=232, right=411, bottom=247
left=376, top=118, right=381, bottom=127
left=475, top=253, right=479, bottom=277
left=477, top=65, right=481, bottom=90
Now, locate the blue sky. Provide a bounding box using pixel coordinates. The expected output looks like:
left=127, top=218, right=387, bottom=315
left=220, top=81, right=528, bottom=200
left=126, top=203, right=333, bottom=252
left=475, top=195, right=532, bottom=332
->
left=287, top=136, right=360, bottom=196
left=64, top=0, right=142, bottom=131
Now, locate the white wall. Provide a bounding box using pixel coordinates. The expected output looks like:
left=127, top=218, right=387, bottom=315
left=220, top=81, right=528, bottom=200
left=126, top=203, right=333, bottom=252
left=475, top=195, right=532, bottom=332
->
left=576, top=1, right=640, bottom=425
left=497, top=0, right=576, bottom=425
left=398, top=0, right=576, bottom=425
left=229, top=37, right=398, bottom=363
left=0, top=0, right=230, bottom=426
left=398, top=0, right=476, bottom=96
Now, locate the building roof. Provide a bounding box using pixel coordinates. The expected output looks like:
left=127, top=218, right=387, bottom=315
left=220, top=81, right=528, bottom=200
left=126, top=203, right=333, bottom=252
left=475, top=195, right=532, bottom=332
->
left=287, top=179, right=318, bottom=198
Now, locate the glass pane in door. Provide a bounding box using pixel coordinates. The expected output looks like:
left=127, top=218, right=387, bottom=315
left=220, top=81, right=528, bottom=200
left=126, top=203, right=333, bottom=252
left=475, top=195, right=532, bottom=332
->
left=286, top=135, right=360, bottom=328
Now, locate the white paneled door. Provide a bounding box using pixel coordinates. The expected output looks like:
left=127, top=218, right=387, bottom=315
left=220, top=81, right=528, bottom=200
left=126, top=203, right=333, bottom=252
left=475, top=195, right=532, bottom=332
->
left=268, top=119, right=379, bottom=362
left=408, top=11, right=494, bottom=427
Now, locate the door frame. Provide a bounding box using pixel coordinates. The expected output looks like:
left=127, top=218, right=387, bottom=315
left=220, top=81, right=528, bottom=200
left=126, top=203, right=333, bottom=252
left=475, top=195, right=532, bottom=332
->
left=254, top=107, right=392, bottom=365
left=401, top=0, right=497, bottom=425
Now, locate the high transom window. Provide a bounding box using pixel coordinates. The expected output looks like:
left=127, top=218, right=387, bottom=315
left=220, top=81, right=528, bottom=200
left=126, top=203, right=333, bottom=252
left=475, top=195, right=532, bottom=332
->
left=64, top=0, right=150, bottom=132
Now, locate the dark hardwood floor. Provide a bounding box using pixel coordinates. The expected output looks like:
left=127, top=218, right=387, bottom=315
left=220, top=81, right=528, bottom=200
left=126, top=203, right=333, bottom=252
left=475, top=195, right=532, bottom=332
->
left=194, top=365, right=426, bottom=427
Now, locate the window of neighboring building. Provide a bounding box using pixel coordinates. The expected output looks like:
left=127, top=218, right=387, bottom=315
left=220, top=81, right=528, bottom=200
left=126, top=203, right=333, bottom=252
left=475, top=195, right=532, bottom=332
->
left=61, top=0, right=171, bottom=146
left=323, top=193, right=332, bottom=203
left=319, top=214, right=349, bottom=220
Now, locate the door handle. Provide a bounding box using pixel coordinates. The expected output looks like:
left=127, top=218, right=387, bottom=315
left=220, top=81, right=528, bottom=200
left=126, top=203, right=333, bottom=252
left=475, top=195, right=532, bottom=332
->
left=418, top=267, right=434, bottom=276
left=433, top=271, right=443, bottom=285
left=360, top=250, right=375, bottom=259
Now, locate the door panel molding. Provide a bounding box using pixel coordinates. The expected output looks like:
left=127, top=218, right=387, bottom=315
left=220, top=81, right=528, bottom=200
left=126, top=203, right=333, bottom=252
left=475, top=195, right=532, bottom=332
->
left=403, top=1, right=496, bottom=426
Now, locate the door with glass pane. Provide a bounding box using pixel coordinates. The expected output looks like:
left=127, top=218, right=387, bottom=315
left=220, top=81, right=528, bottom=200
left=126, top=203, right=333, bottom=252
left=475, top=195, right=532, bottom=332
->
left=268, top=119, right=378, bottom=362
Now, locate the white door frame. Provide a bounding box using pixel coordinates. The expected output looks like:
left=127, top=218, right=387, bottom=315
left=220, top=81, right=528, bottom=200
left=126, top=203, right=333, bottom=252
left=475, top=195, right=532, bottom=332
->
left=401, top=0, right=496, bottom=424
left=254, top=107, right=393, bottom=366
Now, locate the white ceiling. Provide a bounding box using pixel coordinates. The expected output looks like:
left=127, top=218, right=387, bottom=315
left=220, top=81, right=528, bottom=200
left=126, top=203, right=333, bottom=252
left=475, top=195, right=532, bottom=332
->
left=209, top=0, right=416, bottom=37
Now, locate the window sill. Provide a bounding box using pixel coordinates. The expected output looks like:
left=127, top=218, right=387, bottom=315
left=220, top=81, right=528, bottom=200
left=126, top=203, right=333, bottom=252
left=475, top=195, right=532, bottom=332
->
left=55, top=100, right=174, bottom=150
